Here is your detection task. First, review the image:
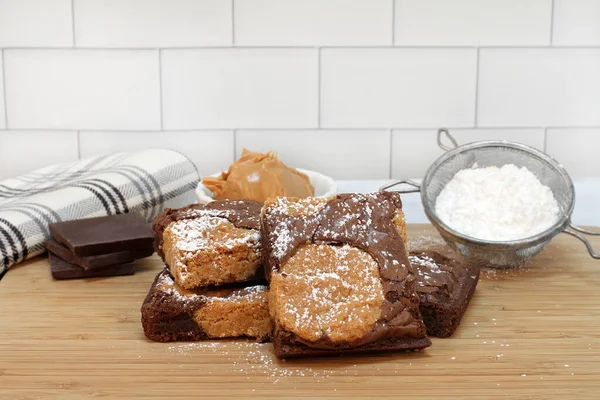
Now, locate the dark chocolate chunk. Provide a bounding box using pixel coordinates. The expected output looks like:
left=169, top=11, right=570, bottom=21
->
left=49, top=252, right=135, bottom=280
left=409, top=251, right=480, bottom=338
left=49, top=213, right=153, bottom=256
left=46, top=238, right=153, bottom=270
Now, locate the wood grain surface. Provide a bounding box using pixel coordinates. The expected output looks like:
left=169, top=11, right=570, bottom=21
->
left=1, top=225, right=599, bottom=400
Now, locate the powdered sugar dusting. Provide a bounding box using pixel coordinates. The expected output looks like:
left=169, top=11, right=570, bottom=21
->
left=267, top=196, right=328, bottom=218
left=409, top=255, right=442, bottom=273
left=166, top=212, right=261, bottom=284
left=157, top=271, right=267, bottom=304
left=266, top=194, right=395, bottom=261
left=169, top=214, right=260, bottom=253
left=272, top=227, right=292, bottom=260
left=164, top=341, right=342, bottom=381
left=266, top=197, right=328, bottom=260
left=435, top=164, right=560, bottom=241
left=409, top=254, right=444, bottom=283
left=408, top=234, right=446, bottom=251
left=156, top=271, right=200, bottom=302
left=271, top=243, right=384, bottom=343
left=212, top=285, right=268, bottom=304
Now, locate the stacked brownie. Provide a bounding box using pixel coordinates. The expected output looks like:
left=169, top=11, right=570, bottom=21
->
left=262, top=193, right=431, bottom=358
left=47, top=213, right=154, bottom=280
left=409, top=251, right=480, bottom=338
left=142, top=201, right=271, bottom=342
left=142, top=193, right=480, bottom=359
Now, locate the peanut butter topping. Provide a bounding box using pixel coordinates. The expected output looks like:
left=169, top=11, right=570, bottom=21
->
left=196, top=293, right=271, bottom=339
left=162, top=214, right=261, bottom=289
left=393, top=209, right=408, bottom=246
left=270, top=244, right=384, bottom=343
left=202, top=149, right=314, bottom=202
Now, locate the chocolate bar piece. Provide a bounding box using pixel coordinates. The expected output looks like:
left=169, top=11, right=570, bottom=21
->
left=46, top=238, right=153, bottom=270
left=152, top=201, right=263, bottom=290
left=409, top=251, right=480, bottom=338
left=49, top=252, right=134, bottom=280
left=49, top=213, right=153, bottom=256
left=262, top=193, right=431, bottom=359
left=141, top=270, right=271, bottom=342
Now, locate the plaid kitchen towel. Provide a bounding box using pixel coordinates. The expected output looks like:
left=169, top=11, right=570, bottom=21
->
left=0, top=149, right=199, bottom=277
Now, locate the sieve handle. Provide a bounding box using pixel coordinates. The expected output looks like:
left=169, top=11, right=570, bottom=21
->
left=437, top=128, right=459, bottom=152
left=563, top=223, right=600, bottom=259
left=379, top=179, right=421, bottom=194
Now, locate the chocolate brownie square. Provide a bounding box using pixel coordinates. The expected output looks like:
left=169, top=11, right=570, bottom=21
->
left=262, top=193, right=430, bottom=359
left=152, top=201, right=263, bottom=290
left=141, top=270, right=271, bottom=342
left=409, top=251, right=480, bottom=338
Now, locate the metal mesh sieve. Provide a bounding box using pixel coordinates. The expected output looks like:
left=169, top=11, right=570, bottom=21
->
left=382, top=129, right=599, bottom=268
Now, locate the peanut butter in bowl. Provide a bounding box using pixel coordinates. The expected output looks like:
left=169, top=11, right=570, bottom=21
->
left=199, top=149, right=331, bottom=203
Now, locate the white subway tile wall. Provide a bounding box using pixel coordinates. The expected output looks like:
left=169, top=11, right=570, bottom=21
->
left=553, top=0, right=600, bottom=46
left=546, top=128, right=600, bottom=178
left=0, top=0, right=598, bottom=180
left=0, top=52, right=5, bottom=129
left=391, top=129, right=546, bottom=179
left=74, top=0, right=232, bottom=48
left=79, top=130, right=234, bottom=176
left=0, top=131, right=78, bottom=180
left=0, top=0, right=73, bottom=47
left=162, top=49, right=318, bottom=129
left=321, top=48, right=477, bottom=128
left=394, top=0, right=552, bottom=46
left=235, top=0, right=393, bottom=46
left=236, top=130, right=390, bottom=179
left=4, top=50, right=161, bottom=130
left=478, top=48, right=600, bottom=127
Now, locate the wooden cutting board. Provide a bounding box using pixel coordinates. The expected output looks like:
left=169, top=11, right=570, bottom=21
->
left=1, top=224, right=599, bottom=400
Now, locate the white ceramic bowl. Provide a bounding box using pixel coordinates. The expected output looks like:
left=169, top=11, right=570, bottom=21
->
left=195, top=168, right=338, bottom=204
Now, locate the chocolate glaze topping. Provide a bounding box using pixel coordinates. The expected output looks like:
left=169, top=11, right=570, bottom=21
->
left=410, top=252, right=457, bottom=296
left=409, top=250, right=477, bottom=303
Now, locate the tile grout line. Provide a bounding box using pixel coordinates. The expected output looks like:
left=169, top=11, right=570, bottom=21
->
left=544, top=127, right=549, bottom=152
left=76, top=130, right=81, bottom=159
left=0, top=126, right=598, bottom=133
left=550, top=0, right=555, bottom=45
left=158, top=49, right=164, bottom=130
left=1, top=50, right=8, bottom=129
left=3, top=45, right=600, bottom=51
left=474, top=47, right=481, bottom=127
left=317, top=47, right=322, bottom=128
left=233, top=129, right=237, bottom=160
left=388, top=129, right=393, bottom=179
left=71, top=0, right=76, bottom=47
left=231, top=0, right=236, bottom=46
left=391, top=0, right=396, bottom=45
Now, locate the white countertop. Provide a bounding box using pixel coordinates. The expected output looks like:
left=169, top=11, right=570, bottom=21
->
left=337, top=177, right=600, bottom=227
